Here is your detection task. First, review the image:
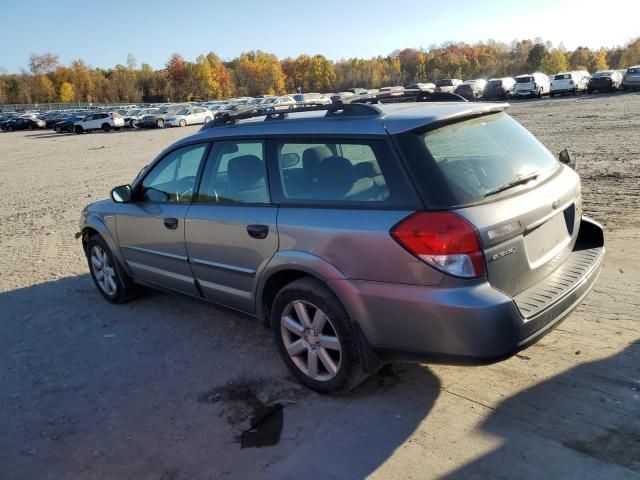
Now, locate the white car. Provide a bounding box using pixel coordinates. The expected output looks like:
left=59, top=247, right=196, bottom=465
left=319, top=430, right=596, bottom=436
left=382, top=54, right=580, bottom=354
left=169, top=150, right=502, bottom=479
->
left=435, top=79, right=463, bottom=93
left=550, top=71, right=590, bottom=96
left=74, top=112, right=124, bottom=133
left=164, top=107, right=213, bottom=127
left=514, top=72, right=551, bottom=98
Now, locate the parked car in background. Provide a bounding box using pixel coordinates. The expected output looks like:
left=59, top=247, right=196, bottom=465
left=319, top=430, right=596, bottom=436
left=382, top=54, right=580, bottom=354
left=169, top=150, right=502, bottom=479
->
left=483, top=77, right=516, bottom=100
left=454, top=79, right=487, bottom=101
left=622, top=66, right=640, bottom=90
left=123, top=108, right=159, bottom=127
left=74, top=112, right=124, bottom=133
left=136, top=104, right=190, bottom=128
left=587, top=70, right=623, bottom=93
left=79, top=100, right=605, bottom=394
left=514, top=73, right=550, bottom=98
left=292, top=93, right=332, bottom=104
left=435, top=79, right=463, bottom=93
left=52, top=114, right=85, bottom=133
left=3, top=117, right=46, bottom=131
left=550, top=71, right=589, bottom=96
left=165, top=107, right=213, bottom=127
left=406, top=82, right=436, bottom=92
left=259, top=95, right=298, bottom=108
left=378, top=86, right=405, bottom=94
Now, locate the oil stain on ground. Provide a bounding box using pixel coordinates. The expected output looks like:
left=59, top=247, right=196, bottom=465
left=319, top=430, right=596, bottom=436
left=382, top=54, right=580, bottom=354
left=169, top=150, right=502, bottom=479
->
left=200, top=378, right=307, bottom=448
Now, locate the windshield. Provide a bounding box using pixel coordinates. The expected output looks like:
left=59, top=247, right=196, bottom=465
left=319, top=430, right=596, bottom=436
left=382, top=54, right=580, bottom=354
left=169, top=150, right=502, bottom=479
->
left=487, top=80, right=503, bottom=87
left=627, top=68, right=639, bottom=74
left=594, top=71, right=613, bottom=77
left=436, top=80, right=453, bottom=86
left=176, top=108, right=189, bottom=115
left=554, top=74, right=571, bottom=80
left=156, top=107, right=169, bottom=114
left=128, top=109, right=141, bottom=116
left=516, top=76, right=534, bottom=83
left=401, top=113, right=558, bottom=207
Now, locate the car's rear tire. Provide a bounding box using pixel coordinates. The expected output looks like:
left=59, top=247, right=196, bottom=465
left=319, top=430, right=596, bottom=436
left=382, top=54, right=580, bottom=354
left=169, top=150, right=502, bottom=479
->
left=54, top=126, right=62, bottom=133
left=75, top=125, right=84, bottom=134
left=102, top=123, right=111, bottom=133
left=179, top=119, right=186, bottom=127
left=87, top=234, right=134, bottom=304
left=271, top=277, right=368, bottom=394
left=156, top=118, right=164, bottom=128
left=204, top=116, right=212, bottom=123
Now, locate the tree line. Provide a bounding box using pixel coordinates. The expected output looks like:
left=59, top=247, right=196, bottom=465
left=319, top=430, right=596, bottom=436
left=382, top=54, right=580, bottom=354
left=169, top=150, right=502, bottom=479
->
left=1, top=37, right=639, bottom=104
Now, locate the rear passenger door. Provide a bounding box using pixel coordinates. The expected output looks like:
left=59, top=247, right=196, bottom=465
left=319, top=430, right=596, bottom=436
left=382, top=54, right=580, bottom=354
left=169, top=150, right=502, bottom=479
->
left=185, top=140, right=278, bottom=313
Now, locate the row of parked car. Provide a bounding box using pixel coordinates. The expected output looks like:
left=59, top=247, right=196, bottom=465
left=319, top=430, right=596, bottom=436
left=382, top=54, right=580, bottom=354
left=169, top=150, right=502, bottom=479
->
left=1, top=65, right=639, bottom=134
left=412, top=66, right=640, bottom=101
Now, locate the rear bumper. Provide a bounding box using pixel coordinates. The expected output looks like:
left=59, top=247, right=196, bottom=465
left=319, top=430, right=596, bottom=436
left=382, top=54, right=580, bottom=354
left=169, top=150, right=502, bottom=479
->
left=335, top=216, right=604, bottom=364
left=550, top=87, right=576, bottom=94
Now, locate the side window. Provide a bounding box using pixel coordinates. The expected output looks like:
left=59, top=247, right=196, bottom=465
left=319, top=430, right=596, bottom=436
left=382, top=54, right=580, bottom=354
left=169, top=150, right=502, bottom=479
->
left=274, top=140, right=392, bottom=204
left=197, top=141, right=269, bottom=204
left=84, top=114, right=94, bottom=121
left=140, top=144, right=208, bottom=203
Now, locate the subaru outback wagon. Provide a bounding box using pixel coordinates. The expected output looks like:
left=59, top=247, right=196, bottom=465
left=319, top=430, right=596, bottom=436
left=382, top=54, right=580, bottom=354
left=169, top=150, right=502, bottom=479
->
left=79, top=100, right=605, bottom=393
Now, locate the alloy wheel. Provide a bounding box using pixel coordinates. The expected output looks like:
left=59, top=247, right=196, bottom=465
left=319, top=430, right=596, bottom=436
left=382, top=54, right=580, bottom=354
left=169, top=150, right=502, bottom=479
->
left=90, top=245, right=117, bottom=296
left=280, top=300, right=342, bottom=381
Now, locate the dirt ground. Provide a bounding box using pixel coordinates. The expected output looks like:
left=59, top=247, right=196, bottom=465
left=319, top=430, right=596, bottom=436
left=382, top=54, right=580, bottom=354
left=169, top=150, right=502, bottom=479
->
left=1, top=93, right=639, bottom=480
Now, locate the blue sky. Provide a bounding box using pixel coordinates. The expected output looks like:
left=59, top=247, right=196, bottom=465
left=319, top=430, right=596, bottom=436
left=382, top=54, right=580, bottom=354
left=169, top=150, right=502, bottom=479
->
left=2, top=0, right=638, bottom=72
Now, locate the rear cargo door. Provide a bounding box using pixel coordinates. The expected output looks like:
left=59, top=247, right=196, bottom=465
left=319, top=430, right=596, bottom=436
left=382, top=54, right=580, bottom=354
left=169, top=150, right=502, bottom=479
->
left=456, top=167, right=581, bottom=297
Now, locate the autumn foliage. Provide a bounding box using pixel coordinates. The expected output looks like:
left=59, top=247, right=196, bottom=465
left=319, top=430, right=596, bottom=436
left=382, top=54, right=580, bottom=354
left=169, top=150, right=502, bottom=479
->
left=1, top=37, right=639, bottom=104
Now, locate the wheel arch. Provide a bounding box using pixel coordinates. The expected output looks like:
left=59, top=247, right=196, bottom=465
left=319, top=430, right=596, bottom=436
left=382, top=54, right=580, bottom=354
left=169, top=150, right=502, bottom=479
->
left=256, top=251, right=383, bottom=372
left=81, top=214, right=130, bottom=276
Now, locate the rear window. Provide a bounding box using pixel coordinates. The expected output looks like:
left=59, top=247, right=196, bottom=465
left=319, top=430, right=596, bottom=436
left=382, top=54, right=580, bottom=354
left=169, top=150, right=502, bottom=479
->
left=628, top=68, right=639, bottom=74
left=554, top=74, right=571, bottom=80
left=516, top=76, right=534, bottom=83
left=436, top=80, right=453, bottom=86
left=487, top=80, right=502, bottom=87
left=400, top=113, right=559, bottom=208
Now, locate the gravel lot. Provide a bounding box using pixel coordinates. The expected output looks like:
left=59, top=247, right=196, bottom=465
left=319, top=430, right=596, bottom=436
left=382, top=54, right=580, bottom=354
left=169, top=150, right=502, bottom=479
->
left=1, top=94, right=639, bottom=480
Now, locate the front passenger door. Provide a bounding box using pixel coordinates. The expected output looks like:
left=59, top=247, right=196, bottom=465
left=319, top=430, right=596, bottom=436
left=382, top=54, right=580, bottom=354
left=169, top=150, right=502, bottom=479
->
left=116, top=143, right=209, bottom=295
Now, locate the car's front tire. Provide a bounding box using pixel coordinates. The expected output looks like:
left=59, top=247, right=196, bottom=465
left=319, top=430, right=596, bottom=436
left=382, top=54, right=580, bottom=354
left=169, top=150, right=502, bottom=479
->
left=271, top=277, right=368, bottom=394
left=156, top=118, right=164, bottom=128
left=179, top=119, right=186, bottom=127
left=87, top=234, right=134, bottom=304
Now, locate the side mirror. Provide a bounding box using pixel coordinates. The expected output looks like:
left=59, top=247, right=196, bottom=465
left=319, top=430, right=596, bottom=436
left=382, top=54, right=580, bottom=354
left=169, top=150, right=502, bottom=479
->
left=280, top=152, right=300, bottom=168
left=558, top=149, right=571, bottom=165
left=111, top=184, right=132, bottom=203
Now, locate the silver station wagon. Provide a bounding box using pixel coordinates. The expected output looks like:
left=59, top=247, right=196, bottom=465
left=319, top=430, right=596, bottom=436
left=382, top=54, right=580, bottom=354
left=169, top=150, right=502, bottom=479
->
left=79, top=97, right=605, bottom=393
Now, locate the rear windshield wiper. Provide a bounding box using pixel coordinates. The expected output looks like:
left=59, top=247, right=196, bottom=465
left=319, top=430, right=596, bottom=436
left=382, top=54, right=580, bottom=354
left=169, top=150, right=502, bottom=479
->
left=484, top=172, right=538, bottom=197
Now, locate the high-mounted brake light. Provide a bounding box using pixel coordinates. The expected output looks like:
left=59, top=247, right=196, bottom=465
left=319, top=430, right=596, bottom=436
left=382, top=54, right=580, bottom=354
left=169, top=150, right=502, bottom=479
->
left=391, top=212, right=486, bottom=278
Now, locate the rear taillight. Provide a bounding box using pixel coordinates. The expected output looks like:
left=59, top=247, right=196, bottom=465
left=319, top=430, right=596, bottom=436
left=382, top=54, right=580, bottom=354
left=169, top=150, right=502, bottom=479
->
left=391, top=212, right=486, bottom=278
left=569, top=80, right=574, bottom=85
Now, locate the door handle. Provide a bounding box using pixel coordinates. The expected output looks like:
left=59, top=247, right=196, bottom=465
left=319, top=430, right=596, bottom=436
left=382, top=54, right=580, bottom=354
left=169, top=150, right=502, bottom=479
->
left=247, top=224, right=269, bottom=239
left=164, top=217, right=179, bottom=230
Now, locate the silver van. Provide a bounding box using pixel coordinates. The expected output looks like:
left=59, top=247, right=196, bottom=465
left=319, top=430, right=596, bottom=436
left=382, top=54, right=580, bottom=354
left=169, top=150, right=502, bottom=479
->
left=79, top=99, right=605, bottom=393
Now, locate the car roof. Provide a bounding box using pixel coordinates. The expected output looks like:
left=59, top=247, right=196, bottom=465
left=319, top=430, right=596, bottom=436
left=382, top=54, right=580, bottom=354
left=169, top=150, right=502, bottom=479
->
left=172, top=101, right=509, bottom=148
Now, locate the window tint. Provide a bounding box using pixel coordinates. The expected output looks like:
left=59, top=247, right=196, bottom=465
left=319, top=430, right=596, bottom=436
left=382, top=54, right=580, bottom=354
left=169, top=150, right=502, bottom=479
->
left=417, top=113, right=558, bottom=205
left=141, top=144, right=207, bottom=202
left=197, top=141, right=269, bottom=204
left=274, top=140, right=392, bottom=204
